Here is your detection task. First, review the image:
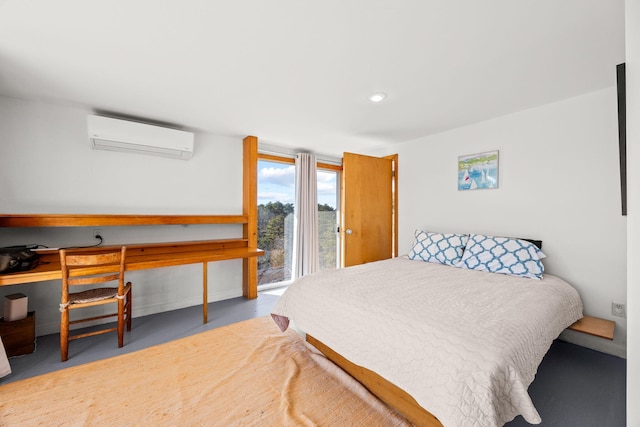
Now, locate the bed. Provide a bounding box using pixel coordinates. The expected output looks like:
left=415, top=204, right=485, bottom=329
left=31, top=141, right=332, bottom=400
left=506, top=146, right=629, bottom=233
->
left=0, top=316, right=412, bottom=426
left=271, top=232, right=584, bottom=427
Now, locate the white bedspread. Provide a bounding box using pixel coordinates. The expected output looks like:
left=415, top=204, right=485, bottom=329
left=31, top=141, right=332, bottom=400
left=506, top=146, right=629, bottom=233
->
left=271, top=257, right=583, bottom=427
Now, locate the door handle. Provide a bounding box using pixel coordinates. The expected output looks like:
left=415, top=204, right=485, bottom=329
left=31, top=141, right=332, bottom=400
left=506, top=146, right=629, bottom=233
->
left=345, top=229, right=353, bottom=235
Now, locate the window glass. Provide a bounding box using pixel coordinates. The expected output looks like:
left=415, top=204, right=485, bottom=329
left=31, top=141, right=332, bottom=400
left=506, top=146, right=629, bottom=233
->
left=257, top=160, right=295, bottom=286
left=257, top=159, right=339, bottom=287
left=317, top=169, right=338, bottom=271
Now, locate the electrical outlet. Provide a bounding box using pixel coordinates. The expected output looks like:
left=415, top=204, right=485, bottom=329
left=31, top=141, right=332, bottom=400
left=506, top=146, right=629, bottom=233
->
left=611, top=302, right=626, bottom=318
left=93, top=229, right=103, bottom=240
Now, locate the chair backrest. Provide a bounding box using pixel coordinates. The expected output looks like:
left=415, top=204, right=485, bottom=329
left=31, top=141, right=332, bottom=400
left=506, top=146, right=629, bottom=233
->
left=59, top=247, right=127, bottom=303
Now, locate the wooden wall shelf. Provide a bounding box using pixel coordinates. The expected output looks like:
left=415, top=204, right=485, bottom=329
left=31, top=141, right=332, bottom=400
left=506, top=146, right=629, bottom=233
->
left=567, top=315, right=615, bottom=340
left=0, top=214, right=248, bottom=227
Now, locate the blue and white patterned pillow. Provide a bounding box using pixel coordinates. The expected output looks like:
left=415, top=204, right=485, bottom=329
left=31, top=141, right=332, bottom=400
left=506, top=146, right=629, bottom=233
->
left=457, top=234, right=546, bottom=279
left=408, top=230, right=469, bottom=266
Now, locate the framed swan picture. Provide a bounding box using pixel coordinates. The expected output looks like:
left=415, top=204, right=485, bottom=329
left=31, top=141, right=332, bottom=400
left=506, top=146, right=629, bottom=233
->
left=458, top=150, right=499, bottom=191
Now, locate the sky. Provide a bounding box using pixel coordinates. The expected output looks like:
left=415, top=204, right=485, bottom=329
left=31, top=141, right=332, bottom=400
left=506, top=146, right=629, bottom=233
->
left=258, top=160, right=337, bottom=208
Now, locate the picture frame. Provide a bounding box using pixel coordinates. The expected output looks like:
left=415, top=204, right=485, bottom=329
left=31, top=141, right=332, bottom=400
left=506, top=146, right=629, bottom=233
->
left=458, top=150, right=499, bottom=191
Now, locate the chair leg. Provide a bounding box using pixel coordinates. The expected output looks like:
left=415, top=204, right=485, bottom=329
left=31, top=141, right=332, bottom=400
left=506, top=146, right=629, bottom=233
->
left=117, top=297, right=125, bottom=348
left=60, top=308, right=69, bottom=362
left=127, top=286, right=132, bottom=332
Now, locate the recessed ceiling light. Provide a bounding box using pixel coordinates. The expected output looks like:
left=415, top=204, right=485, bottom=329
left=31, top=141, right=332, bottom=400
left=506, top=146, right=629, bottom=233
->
left=369, top=92, right=387, bottom=103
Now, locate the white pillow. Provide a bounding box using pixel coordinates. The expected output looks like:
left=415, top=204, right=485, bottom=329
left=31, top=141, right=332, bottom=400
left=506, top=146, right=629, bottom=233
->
left=457, top=234, right=545, bottom=279
left=408, top=230, right=469, bottom=266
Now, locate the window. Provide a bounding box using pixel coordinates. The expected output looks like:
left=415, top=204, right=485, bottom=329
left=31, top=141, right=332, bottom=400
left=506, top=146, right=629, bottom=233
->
left=257, top=157, right=339, bottom=287
left=257, top=159, right=295, bottom=286
left=317, top=169, right=339, bottom=271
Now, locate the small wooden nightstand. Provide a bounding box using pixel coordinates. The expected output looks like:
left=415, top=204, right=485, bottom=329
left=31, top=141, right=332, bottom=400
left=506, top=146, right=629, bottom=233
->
left=0, top=311, right=35, bottom=357
left=568, top=315, right=615, bottom=340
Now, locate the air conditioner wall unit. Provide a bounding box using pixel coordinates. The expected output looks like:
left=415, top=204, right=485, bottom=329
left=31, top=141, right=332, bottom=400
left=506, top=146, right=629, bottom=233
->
left=87, top=115, right=194, bottom=160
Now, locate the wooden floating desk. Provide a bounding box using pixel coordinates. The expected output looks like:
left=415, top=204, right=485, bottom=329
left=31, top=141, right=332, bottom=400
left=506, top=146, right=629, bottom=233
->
left=0, top=239, right=264, bottom=324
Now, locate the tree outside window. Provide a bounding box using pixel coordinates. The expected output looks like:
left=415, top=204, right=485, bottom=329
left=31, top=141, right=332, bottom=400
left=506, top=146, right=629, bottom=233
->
left=257, top=159, right=337, bottom=287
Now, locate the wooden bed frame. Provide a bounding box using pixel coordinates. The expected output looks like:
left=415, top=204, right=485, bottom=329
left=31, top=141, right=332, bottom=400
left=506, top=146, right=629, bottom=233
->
left=306, top=334, right=444, bottom=427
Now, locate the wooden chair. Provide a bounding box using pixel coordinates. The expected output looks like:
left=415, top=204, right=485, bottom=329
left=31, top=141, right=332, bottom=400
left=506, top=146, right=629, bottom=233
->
left=59, top=246, right=132, bottom=362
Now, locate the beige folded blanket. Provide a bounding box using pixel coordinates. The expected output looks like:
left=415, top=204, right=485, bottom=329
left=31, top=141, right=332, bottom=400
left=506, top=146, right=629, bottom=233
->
left=0, top=316, right=409, bottom=426
left=0, top=338, right=10, bottom=378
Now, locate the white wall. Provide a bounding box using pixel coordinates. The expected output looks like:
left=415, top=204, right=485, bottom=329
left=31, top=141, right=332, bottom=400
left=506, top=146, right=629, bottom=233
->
left=391, top=88, right=627, bottom=357
left=0, top=96, right=245, bottom=335
left=626, top=0, right=639, bottom=424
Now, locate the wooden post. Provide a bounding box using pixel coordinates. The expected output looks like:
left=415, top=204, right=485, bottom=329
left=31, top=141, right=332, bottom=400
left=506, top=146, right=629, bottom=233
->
left=203, top=262, right=208, bottom=323
left=243, top=136, right=258, bottom=299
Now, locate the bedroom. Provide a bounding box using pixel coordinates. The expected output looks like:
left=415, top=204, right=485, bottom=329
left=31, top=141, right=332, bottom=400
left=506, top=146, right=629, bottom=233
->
left=0, top=1, right=638, bottom=426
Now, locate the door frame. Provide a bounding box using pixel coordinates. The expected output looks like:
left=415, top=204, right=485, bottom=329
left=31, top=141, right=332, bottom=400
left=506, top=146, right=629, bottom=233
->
left=384, top=153, right=399, bottom=258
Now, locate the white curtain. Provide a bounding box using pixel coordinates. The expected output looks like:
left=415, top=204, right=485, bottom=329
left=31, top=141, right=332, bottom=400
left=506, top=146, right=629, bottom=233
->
left=292, top=153, right=319, bottom=278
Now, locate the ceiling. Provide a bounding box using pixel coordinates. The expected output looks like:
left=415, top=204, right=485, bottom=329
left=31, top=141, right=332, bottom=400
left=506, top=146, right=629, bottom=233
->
left=0, top=1, right=625, bottom=157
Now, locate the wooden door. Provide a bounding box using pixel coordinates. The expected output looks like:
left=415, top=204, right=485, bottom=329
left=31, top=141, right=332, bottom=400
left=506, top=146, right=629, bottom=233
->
left=341, top=152, right=396, bottom=267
